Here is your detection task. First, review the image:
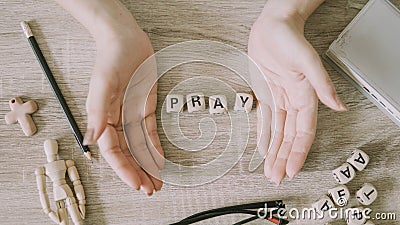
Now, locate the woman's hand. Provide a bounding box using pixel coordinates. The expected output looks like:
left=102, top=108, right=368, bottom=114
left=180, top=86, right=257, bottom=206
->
left=248, top=0, right=347, bottom=185
left=55, top=0, right=164, bottom=195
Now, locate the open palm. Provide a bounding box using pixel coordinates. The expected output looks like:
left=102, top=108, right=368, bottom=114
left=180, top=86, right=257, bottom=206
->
left=86, top=30, right=164, bottom=195
left=248, top=13, right=347, bottom=185
left=55, top=0, right=165, bottom=195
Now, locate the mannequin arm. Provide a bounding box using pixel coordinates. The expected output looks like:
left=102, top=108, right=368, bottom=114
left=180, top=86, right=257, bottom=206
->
left=66, top=160, right=86, bottom=219
left=35, top=167, right=60, bottom=224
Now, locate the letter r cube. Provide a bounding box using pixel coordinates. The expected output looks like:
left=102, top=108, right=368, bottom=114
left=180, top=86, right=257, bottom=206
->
left=186, top=93, right=206, bottom=113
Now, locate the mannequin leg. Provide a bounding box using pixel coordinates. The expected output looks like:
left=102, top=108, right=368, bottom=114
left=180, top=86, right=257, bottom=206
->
left=56, top=200, right=69, bottom=225
left=65, top=197, right=83, bottom=225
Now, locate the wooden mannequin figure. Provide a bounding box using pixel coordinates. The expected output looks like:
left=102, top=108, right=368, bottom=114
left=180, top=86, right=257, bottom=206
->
left=35, top=140, right=86, bottom=225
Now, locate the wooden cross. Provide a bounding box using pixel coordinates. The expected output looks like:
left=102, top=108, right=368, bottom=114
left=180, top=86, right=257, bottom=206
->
left=5, top=97, right=38, bottom=136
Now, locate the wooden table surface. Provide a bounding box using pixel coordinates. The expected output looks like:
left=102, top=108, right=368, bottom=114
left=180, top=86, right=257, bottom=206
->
left=1, top=0, right=399, bottom=224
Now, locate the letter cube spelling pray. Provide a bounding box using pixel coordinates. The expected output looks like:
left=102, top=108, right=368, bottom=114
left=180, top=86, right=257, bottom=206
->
left=165, top=92, right=253, bottom=113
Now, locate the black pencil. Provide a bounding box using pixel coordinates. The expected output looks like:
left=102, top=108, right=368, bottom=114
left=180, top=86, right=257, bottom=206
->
left=21, top=21, right=92, bottom=161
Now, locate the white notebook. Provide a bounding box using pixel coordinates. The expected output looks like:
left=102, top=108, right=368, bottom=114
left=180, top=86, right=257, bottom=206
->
left=325, top=0, right=400, bottom=127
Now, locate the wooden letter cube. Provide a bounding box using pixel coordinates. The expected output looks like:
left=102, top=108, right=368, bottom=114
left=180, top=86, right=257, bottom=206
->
left=332, top=163, right=356, bottom=184
left=186, top=93, right=205, bottom=113
left=347, top=149, right=369, bottom=171
left=356, top=183, right=377, bottom=205
left=328, top=185, right=350, bottom=207
left=234, top=93, right=253, bottom=112
left=312, top=195, right=335, bottom=215
left=209, top=95, right=227, bottom=114
left=166, top=94, right=184, bottom=113
left=346, top=208, right=366, bottom=225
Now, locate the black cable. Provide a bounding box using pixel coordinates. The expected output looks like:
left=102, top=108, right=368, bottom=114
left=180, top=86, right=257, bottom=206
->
left=233, top=215, right=290, bottom=225
left=232, top=215, right=259, bottom=225
left=278, top=218, right=290, bottom=225
left=170, top=209, right=258, bottom=225
left=178, top=200, right=283, bottom=222
left=169, top=200, right=288, bottom=225
left=170, top=209, right=290, bottom=225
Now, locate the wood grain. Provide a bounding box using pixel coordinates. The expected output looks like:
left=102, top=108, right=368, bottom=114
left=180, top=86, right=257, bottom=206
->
left=0, top=0, right=399, bottom=224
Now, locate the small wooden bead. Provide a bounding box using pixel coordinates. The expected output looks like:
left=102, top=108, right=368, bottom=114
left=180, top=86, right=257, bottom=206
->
left=209, top=95, right=227, bottom=114
left=166, top=94, right=184, bottom=113
left=332, top=163, right=356, bottom=184
left=186, top=93, right=206, bottom=113
left=347, top=149, right=369, bottom=171
left=356, top=183, right=377, bottom=206
left=234, top=93, right=253, bottom=112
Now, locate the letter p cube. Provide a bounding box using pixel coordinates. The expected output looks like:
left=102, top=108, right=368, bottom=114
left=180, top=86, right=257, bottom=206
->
left=166, top=94, right=184, bottom=113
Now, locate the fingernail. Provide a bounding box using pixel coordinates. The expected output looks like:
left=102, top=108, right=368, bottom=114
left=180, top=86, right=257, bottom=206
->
left=335, top=95, right=348, bottom=111
left=140, top=186, right=153, bottom=197
left=338, top=102, right=348, bottom=111
left=133, top=184, right=140, bottom=191
left=270, top=178, right=281, bottom=186
left=264, top=167, right=272, bottom=179
left=146, top=189, right=154, bottom=197
left=83, top=128, right=95, bottom=145
left=287, top=173, right=296, bottom=180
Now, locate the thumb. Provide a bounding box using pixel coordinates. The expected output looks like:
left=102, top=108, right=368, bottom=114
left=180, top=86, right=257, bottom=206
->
left=83, top=62, right=118, bottom=145
left=302, top=50, right=347, bottom=111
